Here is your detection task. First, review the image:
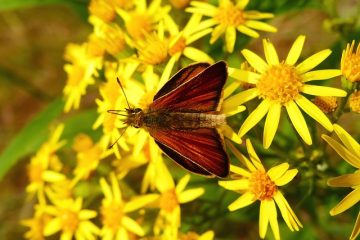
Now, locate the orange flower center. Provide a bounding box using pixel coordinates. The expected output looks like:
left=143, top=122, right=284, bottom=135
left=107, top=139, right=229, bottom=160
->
left=313, top=96, right=338, bottom=113
left=160, top=189, right=179, bottom=212
left=101, top=201, right=124, bottom=230
left=257, top=63, right=303, bottom=105
left=61, top=210, right=79, bottom=233
left=349, top=91, right=360, bottom=113
left=168, top=36, right=186, bottom=56
left=249, top=170, right=278, bottom=201
left=215, top=3, right=245, bottom=26
left=137, top=34, right=168, bottom=65
left=126, top=14, right=153, bottom=40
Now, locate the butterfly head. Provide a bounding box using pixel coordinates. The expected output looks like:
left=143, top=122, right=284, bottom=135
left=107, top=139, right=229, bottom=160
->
left=125, top=108, right=144, bottom=128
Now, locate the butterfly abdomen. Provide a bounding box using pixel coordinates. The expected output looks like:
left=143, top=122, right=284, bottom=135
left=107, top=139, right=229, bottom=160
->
left=143, top=111, right=226, bottom=129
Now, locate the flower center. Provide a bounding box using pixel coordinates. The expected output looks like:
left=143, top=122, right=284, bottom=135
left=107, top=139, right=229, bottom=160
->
left=101, top=25, right=126, bottom=56
left=61, top=210, right=79, bottom=233
left=28, top=163, right=43, bottom=183
left=257, top=63, right=303, bottom=105
left=101, top=201, right=124, bottom=231
left=249, top=170, right=278, bottom=201
left=89, top=0, right=116, bottom=22
left=313, top=96, right=338, bottom=113
left=160, top=189, right=179, bottom=212
left=349, top=91, right=360, bottom=113
left=126, top=14, right=153, bottom=40
left=168, top=36, right=186, bottom=56
left=215, top=3, right=245, bottom=26
left=136, top=34, right=168, bottom=65
left=342, top=53, right=360, bottom=82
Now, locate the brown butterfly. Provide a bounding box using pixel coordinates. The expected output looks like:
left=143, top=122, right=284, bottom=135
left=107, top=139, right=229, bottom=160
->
left=109, top=61, right=229, bottom=177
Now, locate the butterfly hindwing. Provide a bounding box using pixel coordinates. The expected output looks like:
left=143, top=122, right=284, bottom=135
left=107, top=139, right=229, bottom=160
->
left=149, top=61, right=227, bottom=113
left=149, top=127, right=229, bottom=177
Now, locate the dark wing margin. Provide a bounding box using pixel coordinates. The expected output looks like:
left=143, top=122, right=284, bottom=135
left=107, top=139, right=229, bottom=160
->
left=149, top=127, right=229, bottom=178
left=154, top=62, right=210, bottom=100
left=149, top=61, right=228, bottom=113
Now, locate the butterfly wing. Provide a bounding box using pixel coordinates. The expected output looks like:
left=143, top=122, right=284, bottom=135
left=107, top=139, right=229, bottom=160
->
left=149, top=61, right=227, bottom=112
left=149, top=127, right=229, bottom=177
left=154, top=62, right=210, bottom=100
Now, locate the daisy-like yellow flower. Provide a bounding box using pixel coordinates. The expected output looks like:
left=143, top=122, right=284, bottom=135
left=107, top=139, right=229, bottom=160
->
left=117, top=0, right=170, bottom=41
left=153, top=163, right=205, bottom=239
left=21, top=204, right=51, bottom=240
left=43, top=198, right=100, bottom=240
left=26, top=124, right=66, bottom=203
left=187, top=0, right=277, bottom=52
left=341, top=40, right=360, bottom=82
left=63, top=42, right=102, bottom=112
left=99, top=172, right=158, bottom=240
left=224, top=35, right=347, bottom=148
left=322, top=124, right=360, bottom=240
left=219, top=139, right=302, bottom=240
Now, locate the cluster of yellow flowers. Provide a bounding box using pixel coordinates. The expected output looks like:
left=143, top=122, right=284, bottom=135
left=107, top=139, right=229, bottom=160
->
left=21, top=0, right=360, bottom=239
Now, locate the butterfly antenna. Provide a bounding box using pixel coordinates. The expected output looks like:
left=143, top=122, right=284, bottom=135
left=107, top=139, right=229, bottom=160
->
left=108, top=126, right=128, bottom=149
left=116, top=77, right=131, bottom=109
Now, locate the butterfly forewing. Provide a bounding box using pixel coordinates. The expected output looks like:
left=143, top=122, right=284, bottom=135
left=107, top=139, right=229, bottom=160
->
left=149, top=127, right=229, bottom=177
left=149, top=61, right=227, bottom=112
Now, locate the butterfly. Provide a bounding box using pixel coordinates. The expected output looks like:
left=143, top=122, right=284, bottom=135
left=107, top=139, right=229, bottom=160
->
left=109, top=61, right=229, bottom=177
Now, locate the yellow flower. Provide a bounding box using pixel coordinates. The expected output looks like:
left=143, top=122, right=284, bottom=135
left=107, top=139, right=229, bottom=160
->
left=322, top=124, right=360, bottom=240
left=117, top=0, right=170, bottom=40
left=99, top=172, right=158, bottom=239
left=179, top=230, right=215, bottom=240
left=349, top=91, right=360, bottom=113
left=224, top=35, right=347, bottom=148
left=63, top=42, right=102, bottom=112
left=313, top=96, right=338, bottom=113
left=153, top=163, right=204, bottom=239
left=21, top=205, right=51, bottom=240
left=43, top=198, right=100, bottom=240
left=187, top=0, right=277, bottom=52
left=219, top=139, right=302, bottom=240
left=341, top=40, right=360, bottom=82
left=26, top=125, right=66, bottom=203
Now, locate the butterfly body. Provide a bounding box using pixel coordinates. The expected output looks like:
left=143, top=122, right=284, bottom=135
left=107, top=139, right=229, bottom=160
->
left=116, top=61, right=230, bottom=177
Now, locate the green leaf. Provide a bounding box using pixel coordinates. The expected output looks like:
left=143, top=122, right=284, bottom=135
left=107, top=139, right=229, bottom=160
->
left=0, top=99, right=64, bottom=180
left=0, top=0, right=65, bottom=10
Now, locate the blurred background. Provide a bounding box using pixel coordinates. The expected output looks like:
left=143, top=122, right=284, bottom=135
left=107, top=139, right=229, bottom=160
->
left=0, top=0, right=359, bottom=239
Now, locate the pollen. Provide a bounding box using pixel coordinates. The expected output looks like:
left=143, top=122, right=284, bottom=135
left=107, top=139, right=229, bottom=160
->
left=61, top=210, right=79, bottom=233
left=136, top=34, right=168, bottom=65
left=101, top=201, right=124, bottom=230
left=313, top=96, right=338, bottom=113
left=215, top=2, right=245, bottom=27
left=89, top=0, right=116, bottom=22
left=257, top=63, right=303, bottom=105
left=341, top=41, right=360, bottom=82
left=168, top=36, right=186, bottom=56
left=349, top=91, right=360, bottom=113
left=249, top=170, right=278, bottom=201
left=160, top=189, right=179, bottom=212
left=126, top=14, right=153, bottom=40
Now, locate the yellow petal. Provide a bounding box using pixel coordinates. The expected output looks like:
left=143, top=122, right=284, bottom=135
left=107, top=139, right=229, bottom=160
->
left=228, top=192, right=256, bottom=211
left=229, top=68, right=260, bottom=84
left=246, top=139, right=265, bottom=171
left=322, top=135, right=360, bottom=168
left=236, top=0, right=249, bottom=8
left=42, top=171, right=66, bottom=182
left=100, top=178, right=112, bottom=200
left=44, top=218, right=62, bottom=236
left=330, top=188, right=360, bottom=215
left=199, top=230, right=215, bottom=240
left=274, top=169, right=298, bottom=186
left=111, top=173, right=122, bottom=202
left=241, top=49, right=268, bottom=73
left=296, top=49, right=332, bottom=74
left=220, top=125, right=242, bottom=144
left=259, top=200, right=271, bottom=238
left=225, top=26, right=236, bottom=52
left=273, top=192, right=302, bottom=231
left=227, top=141, right=256, bottom=172
left=302, top=69, right=342, bottom=82
left=210, top=24, right=226, bottom=43
left=239, top=99, right=271, bottom=137
left=267, top=163, right=289, bottom=181
left=218, top=179, right=250, bottom=190
left=122, top=216, right=144, bottom=236
left=124, top=194, right=158, bottom=213
left=302, top=85, right=347, bottom=97
left=350, top=211, right=360, bottom=240
left=237, top=25, right=259, bottom=38
left=295, top=95, right=333, bottom=131
left=189, top=1, right=218, bottom=14
left=157, top=56, right=177, bottom=91
left=79, top=210, right=97, bottom=220
left=224, top=81, right=241, bottom=98
left=327, top=173, right=360, bottom=187
left=333, top=124, right=360, bottom=158
left=186, top=28, right=213, bottom=45
left=263, top=39, right=279, bottom=65
left=245, top=20, right=277, bottom=32
left=183, top=47, right=214, bottom=63
left=229, top=164, right=251, bottom=177
left=176, top=174, right=191, bottom=194
left=222, top=88, right=259, bottom=113
left=263, top=103, right=281, bottom=149
left=268, top=199, right=280, bottom=240
left=178, top=188, right=204, bottom=203
left=285, top=35, right=305, bottom=65
left=285, top=101, right=312, bottom=145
